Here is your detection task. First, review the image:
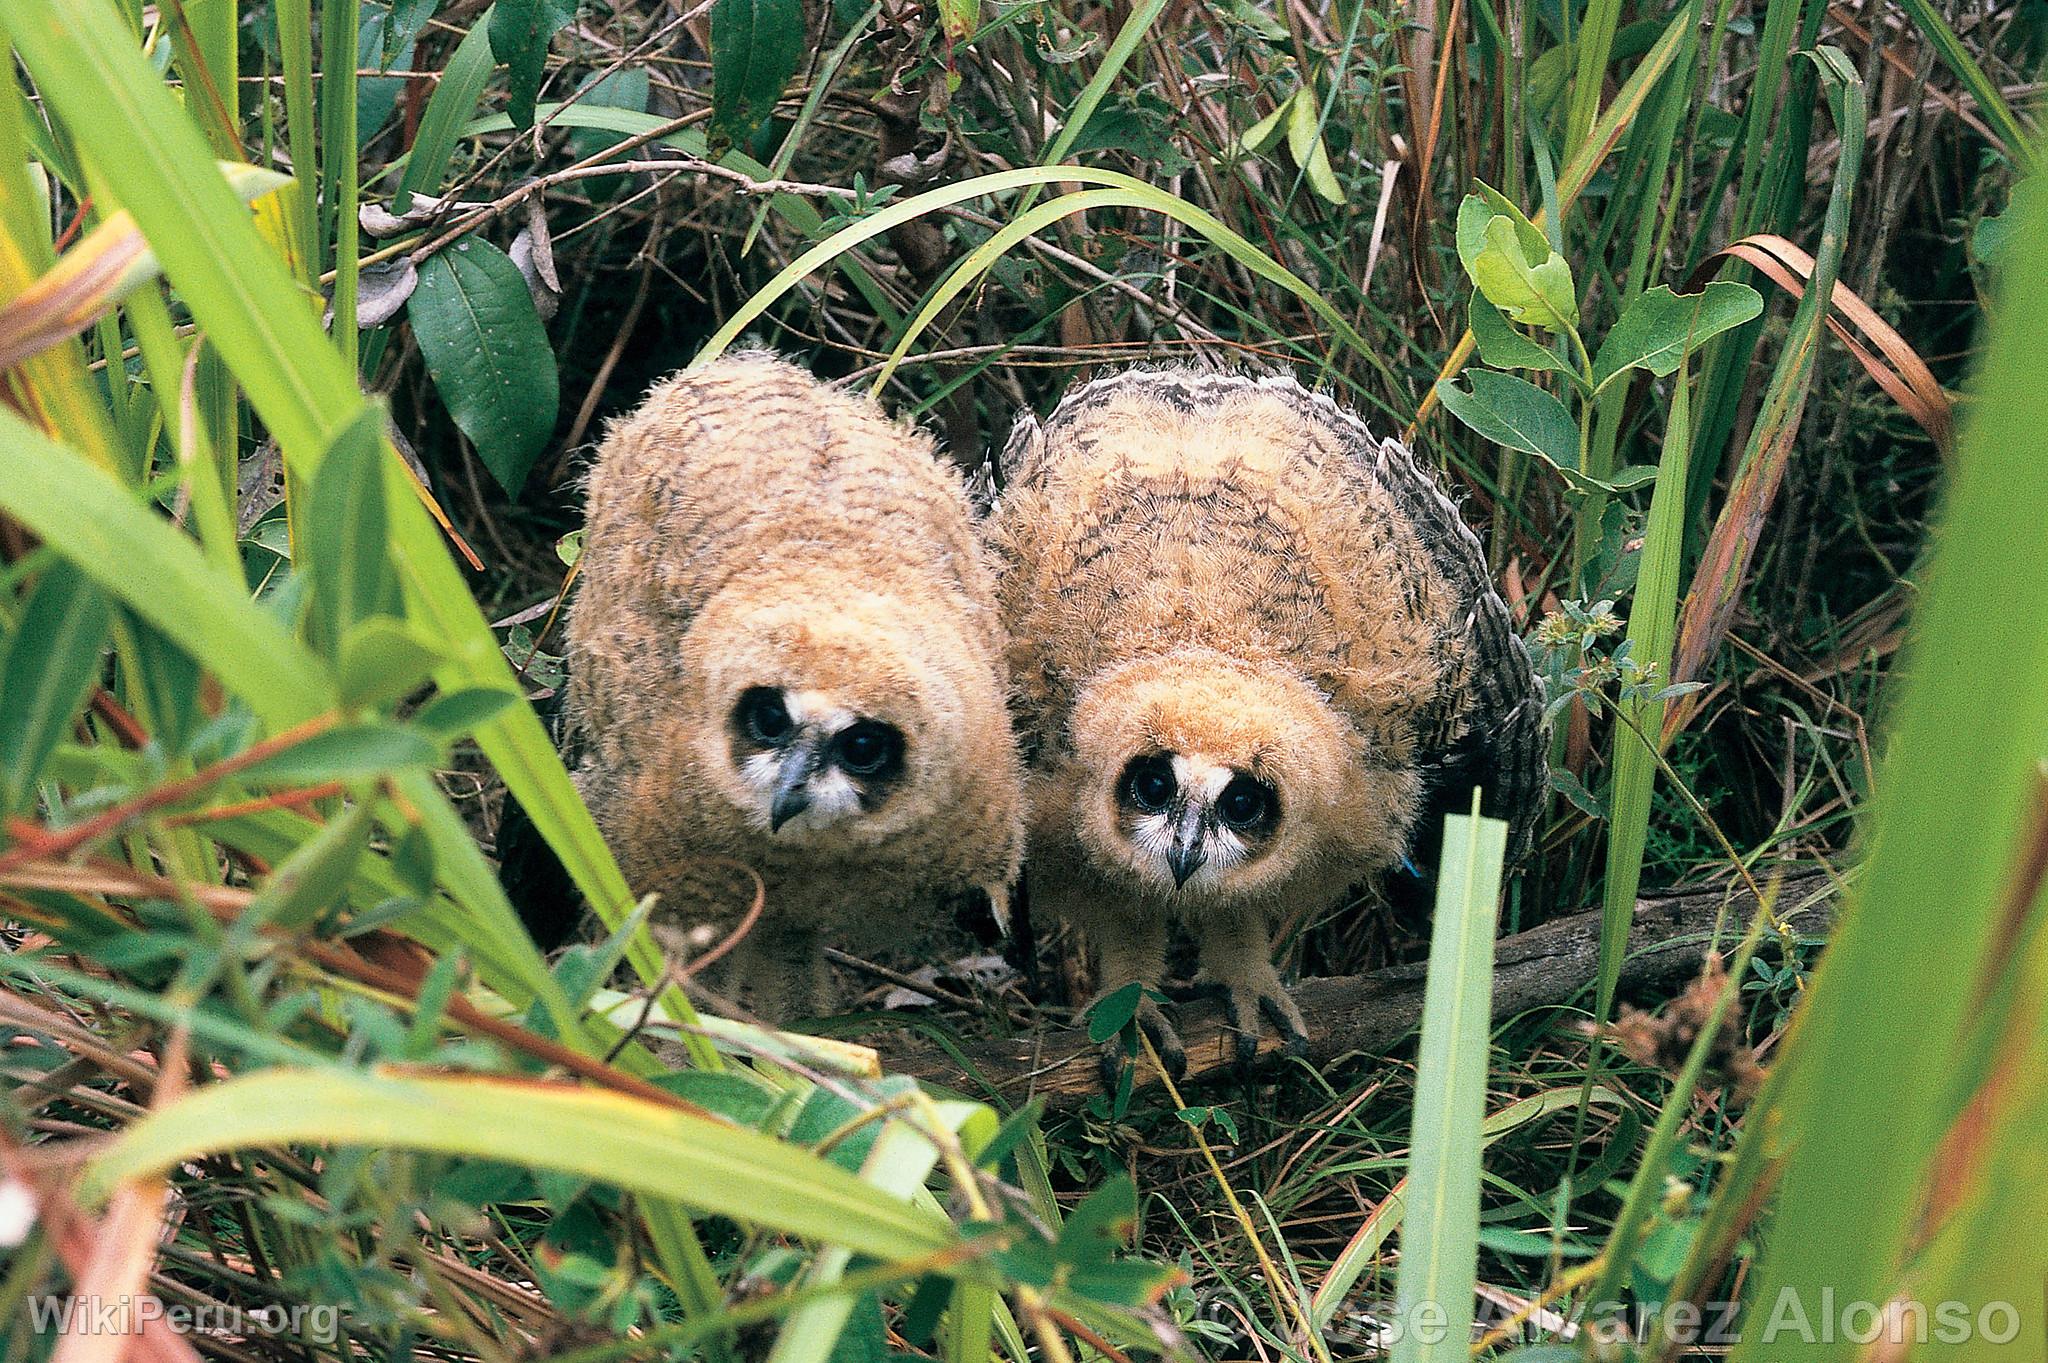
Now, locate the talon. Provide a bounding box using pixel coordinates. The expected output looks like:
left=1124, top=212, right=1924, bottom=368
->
left=1258, top=990, right=1309, bottom=1060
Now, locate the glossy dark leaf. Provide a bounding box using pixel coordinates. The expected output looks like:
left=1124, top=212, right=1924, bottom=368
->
left=410, top=238, right=559, bottom=496
left=709, top=0, right=803, bottom=146
left=489, top=0, right=578, bottom=130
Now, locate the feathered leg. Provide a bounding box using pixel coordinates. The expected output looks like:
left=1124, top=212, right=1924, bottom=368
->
left=1197, top=911, right=1308, bottom=1070
left=1086, top=903, right=1185, bottom=1085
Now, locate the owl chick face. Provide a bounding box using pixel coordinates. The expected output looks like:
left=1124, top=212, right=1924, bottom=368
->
left=1113, top=750, right=1281, bottom=892
left=690, top=593, right=971, bottom=850
left=727, top=684, right=907, bottom=835
left=1059, top=650, right=1373, bottom=902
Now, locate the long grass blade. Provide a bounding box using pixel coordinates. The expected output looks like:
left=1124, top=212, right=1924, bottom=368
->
left=1727, top=132, right=2048, bottom=1363
left=1389, top=795, right=1507, bottom=1363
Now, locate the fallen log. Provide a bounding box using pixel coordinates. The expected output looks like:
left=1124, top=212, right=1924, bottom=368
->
left=883, top=869, right=1840, bottom=1108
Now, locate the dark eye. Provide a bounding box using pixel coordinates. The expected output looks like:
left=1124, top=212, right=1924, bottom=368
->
left=1120, top=755, right=1176, bottom=814
left=736, top=688, right=792, bottom=744
left=1217, top=775, right=1276, bottom=831
left=833, top=721, right=903, bottom=777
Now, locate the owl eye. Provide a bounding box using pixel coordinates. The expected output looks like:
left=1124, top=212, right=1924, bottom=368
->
left=1120, top=755, right=1177, bottom=814
left=1217, top=775, right=1276, bottom=831
left=736, top=688, right=793, bottom=744
left=833, top=720, right=904, bottom=777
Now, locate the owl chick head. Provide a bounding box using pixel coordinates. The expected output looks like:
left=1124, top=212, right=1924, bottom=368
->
left=685, top=588, right=989, bottom=849
left=1057, top=649, right=1414, bottom=899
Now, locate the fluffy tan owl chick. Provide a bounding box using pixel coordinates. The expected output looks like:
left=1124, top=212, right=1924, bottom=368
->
left=564, top=352, right=1024, bottom=1021
left=990, top=368, right=1546, bottom=1076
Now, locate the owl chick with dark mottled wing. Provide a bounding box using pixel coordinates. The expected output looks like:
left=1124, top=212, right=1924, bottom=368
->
left=563, top=353, right=1025, bottom=1021
left=989, top=368, right=1546, bottom=1078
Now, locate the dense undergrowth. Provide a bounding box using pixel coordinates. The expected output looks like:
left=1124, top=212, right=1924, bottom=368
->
left=0, top=1, right=2043, bottom=1361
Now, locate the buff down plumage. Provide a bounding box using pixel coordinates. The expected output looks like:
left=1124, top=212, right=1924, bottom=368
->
left=560, top=353, right=1025, bottom=1020
left=988, top=367, right=1547, bottom=1077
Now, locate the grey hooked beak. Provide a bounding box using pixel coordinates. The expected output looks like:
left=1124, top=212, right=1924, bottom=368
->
left=769, top=736, right=822, bottom=832
left=1166, top=805, right=1207, bottom=888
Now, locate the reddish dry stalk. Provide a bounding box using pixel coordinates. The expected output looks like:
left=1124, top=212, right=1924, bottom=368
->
left=0, top=712, right=344, bottom=875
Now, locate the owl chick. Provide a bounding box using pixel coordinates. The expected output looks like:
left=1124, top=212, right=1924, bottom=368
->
left=990, top=368, right=1546, bottom=1077
left=562, top=352, right=1024, bottom=1021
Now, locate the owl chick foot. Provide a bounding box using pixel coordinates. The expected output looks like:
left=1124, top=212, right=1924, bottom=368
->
left=1095, top=994, right=1188, bottom=1092
left=1203, top=967, right=1308, bottom=1072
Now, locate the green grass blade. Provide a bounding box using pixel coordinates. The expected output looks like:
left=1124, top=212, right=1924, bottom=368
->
left=84, top=1067, right=969, bottom=1265
left=1389, top=796, right=1507, bottom=1363
left=1728, top=136, right=2048, bottom=1363
left=394, top=8, right=498, bottom=211
left=1594, top=365, right=1693, bottom=1021
left=1036, top=0, right=1167, bottom=170
left=1563, top=0, right=1625, bottom=154
left=273, top=0, right=319, bottom=276
left=321, top=0, right=363, bottom=364
left=700, top=165, right=1374, bottom=372
left=769, top=1119, right=945, bottom=1363
left=0, top=408, right=334, bottom=726
left=1895, top=0, right=2039, bottom=174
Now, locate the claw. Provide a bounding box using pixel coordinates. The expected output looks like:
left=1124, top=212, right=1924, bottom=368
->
left=1218, top=973, right=1308, bottom=1075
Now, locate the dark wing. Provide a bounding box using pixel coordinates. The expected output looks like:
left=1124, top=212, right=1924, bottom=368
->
left=495, top=687, right=588, bottom=953
left=1224, top=367, right=1546, bottom=869
left=1361, top=428, right=1548, bottom=870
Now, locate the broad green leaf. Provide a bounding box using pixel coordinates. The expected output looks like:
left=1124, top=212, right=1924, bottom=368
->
left=395, top=7, right=498, bottom=210
left=242, top=797, right=378, bottom=931
left=489, top=0, right=578, bottom=130
left=306, top=406, right=400, bottom=654
left=0, top=561, right=113, bottom=815
left=410, top=238, right=560, bottom=496
left=1467, top=290, right=1571, bottom=377
left=1437, top=373, right=1653, bottom=495
left=1471, top=215, right=1578, bottom=331
left=85, top=1067, right=968, bottom=1268
left=337, top=617, right=446, bottom=709
left=1389, top=801, right=1506, bottom=1363
left=1454, top=182, right=1549, bottom=282
left=1237, top=93, right=1290, bottom=155
left=1591, top=282, right=1764, bottom=391
left=238, top=722, right=441, bottom=785
left=709, top=0, right=804, bottom=146
left=412, top=687, right=516, bottom=739
left=1432, top=371, right=1578, bottom=474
